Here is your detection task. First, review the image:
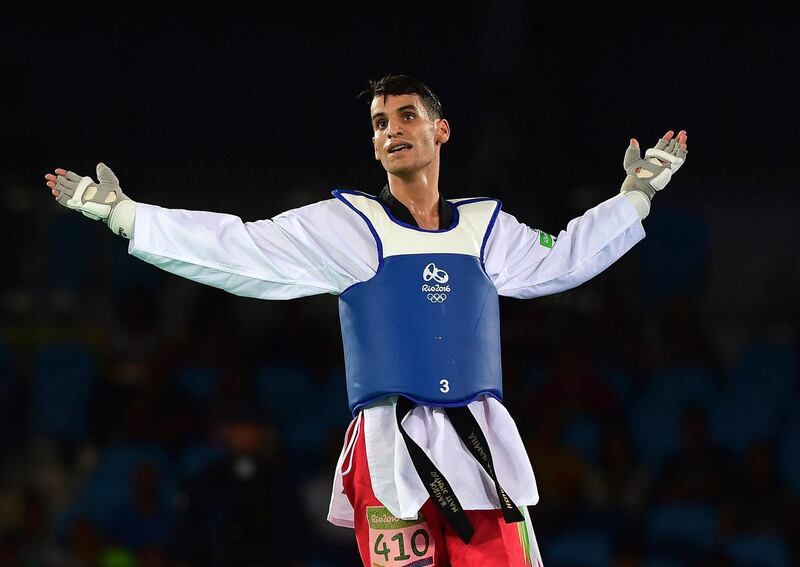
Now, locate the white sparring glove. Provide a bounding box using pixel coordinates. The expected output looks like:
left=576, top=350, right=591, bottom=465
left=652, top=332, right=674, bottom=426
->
left=53, top=163, right=136, bottom=239
left=621, top=131, right=687, bottom=219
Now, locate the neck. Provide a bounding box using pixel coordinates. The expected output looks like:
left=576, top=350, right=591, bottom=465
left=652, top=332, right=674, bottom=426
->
left=386, top=161, right=441, bottom=221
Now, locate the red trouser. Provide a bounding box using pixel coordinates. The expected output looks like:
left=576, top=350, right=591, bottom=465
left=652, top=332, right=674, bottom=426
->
left=341, top=413, right=543, bottom=567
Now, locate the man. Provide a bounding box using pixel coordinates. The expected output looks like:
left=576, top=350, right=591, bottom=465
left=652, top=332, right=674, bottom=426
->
left=45, top=74, right=687, bottom=566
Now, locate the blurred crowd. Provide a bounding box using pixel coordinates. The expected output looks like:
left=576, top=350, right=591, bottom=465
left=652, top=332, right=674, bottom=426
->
left=1, top=174, right=798, bottom=567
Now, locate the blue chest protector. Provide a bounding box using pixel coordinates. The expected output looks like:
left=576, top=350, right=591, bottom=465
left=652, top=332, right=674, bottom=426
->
left=332, top=189, right=505, bottom=417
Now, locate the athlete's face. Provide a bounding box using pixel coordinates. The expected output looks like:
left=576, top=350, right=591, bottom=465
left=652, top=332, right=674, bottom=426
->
left=370, top=93, right=450, bottom=177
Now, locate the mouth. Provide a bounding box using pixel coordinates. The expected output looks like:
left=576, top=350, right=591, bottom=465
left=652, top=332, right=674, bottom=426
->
left=388, top=143, right=413, bottom=155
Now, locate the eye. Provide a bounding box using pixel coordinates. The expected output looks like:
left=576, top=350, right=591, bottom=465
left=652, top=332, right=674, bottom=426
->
left=375, top=119, right=387, bottom=129
left=404, top=112, right=415, bottom=120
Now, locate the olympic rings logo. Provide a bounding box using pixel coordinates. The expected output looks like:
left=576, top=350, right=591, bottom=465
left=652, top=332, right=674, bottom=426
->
left=427, top=293, right=448, bottom=303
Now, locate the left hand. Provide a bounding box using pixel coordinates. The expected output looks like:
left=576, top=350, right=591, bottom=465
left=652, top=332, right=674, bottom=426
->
left=621, top=130, right=688, bottom=199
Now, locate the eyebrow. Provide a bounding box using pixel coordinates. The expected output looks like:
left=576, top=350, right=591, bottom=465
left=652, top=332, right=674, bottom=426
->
left=371, top=104, right=419, bottom=122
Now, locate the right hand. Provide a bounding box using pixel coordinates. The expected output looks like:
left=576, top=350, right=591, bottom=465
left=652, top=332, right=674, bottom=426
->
left=44, top=163, right=136, bottom=238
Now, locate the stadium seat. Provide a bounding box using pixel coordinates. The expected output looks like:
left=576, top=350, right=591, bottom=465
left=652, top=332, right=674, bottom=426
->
left=647, top=502, right=717, bottom=554
left=638, top=209, right=708, bottom=308
left=643, top=558, right=683, bottom=567
left=727, top=341, right=796, bottom=406
left=647, top=367, right=718, bottom=407
left=31, top=341, right=96, bottom=441
left=108, top=236, right=165, bottom=301
left=725, top=533, right=790, bottom=567
left=174, top=363, right=218, bottom=401
left=45, top=213, right=92, bottom=295
left=778, top=411, right=800, bottom=493
left=254, top=362, right=313, bottom=425
left=710, top=341, right=796, bottom=455
left=710, top=394, right=780, bottom=455
left=600, top=365, right=634, bottom=406
left=176, top=441, right=225, bottom=482
left=77, top=443, right=172, bottom=523
left=630, top=367, right=717, bottom=469
left=280, top=368, right=351, bottom=467
left=562, top=414, right=601, bottom=461
left=55, top=443, right=176, bottom=540
left=547, top=529, right=612, bottom=567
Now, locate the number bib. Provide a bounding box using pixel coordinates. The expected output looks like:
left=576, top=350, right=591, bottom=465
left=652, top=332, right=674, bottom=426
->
left=367, top=506, right=435, bottom=567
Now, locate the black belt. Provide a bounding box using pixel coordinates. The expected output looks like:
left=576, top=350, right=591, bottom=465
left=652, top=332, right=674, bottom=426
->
left=395, top=395, right=524, bottom=544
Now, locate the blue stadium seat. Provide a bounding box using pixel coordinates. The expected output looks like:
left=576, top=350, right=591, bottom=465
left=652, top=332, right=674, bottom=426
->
left=45, top=213, right=92, bottom=294
left=31, top=341, right=96, bottom=441
left=643, top=559, right=683, bottom=567
left=174, top=363, right=218, bottom=401
left=70, top=443, right=174, bottom=526
left=601, top=365, right=634, bottom=406
left=709, top=394, right=780, bottom=455
left=254, top=361, right=337, bottom=465
left=725, top=533, right=790, bottom=567
left=647, top=502, right=717, bottom=553
left=648, top=367, right=717, bottom=407
left=727, top=341, right=796, bottom=406
left=778, top=411, right=800, bottom=493
left=563, top=415, right=601, bottom=461
left=547, top=529, right=612, bottom=567
left=108, top=237, right=165, bottom=302
left=309, top=368, right=352, bottom=428
left=630, top=394, right=680, bottom=470
left=278, top=368, right=351, bottom=467
left=638, top=208, right=709, bottom=308
left=709, top=341, right=796, bottom=455
left=630, top=367, right=717, bottom=469
left=522, top=364, right=547, bottom=392
left=177, top=441, right=224, bottom=482
left=254, top=362, right=313, bottom=424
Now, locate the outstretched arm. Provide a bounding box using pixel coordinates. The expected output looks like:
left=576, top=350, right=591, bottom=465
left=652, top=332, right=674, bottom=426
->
left=485, top=195, right=644, bottom=299
left=45, top=164, right=359, bottom=300
left=484, top=130, right=688, bottom=299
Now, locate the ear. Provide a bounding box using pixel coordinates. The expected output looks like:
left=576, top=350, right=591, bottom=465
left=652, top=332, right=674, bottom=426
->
left=435, top=118, right=451, bottom=145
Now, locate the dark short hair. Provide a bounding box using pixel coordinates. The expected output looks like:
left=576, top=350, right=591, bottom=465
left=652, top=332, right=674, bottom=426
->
left=359, top=74, right=443, bottom=124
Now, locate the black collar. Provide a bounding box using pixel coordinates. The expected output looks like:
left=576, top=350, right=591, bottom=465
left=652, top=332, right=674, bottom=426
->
left=378, top=184, right=454, bottom=230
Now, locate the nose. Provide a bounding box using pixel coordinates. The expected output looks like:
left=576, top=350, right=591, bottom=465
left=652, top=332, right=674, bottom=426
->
left=387, top=117, right=405, bottom=138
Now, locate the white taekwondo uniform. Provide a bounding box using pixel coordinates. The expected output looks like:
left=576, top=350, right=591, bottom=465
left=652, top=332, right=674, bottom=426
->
left=126, top=188, right=645, bottom=531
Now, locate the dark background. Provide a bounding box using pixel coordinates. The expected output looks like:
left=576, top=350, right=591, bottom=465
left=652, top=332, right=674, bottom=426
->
left=1, top=7, right=798, bottom=566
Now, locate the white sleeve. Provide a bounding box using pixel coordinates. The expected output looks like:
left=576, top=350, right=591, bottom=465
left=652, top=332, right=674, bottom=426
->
left=484, top=192, right=646, bottom=299
left=127, top=197, right=376, bottom=300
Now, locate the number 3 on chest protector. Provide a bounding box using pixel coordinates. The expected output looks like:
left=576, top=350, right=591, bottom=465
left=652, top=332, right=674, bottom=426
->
left=439, top=379, right=449, bottom=393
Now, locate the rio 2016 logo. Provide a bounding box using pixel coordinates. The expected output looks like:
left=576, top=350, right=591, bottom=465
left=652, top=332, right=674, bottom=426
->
left=422, top=262, right=450, bottom=303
